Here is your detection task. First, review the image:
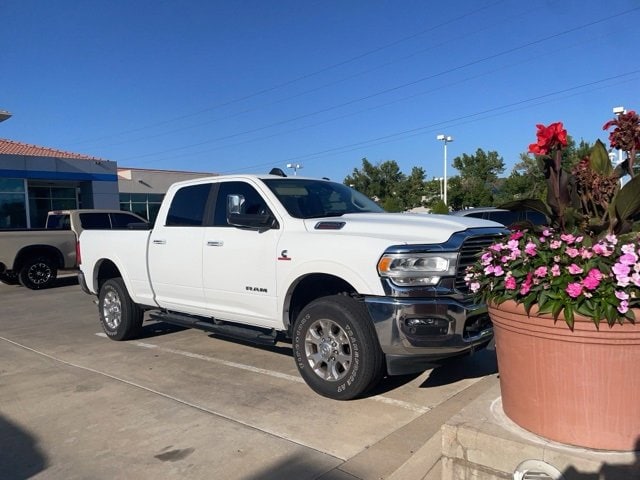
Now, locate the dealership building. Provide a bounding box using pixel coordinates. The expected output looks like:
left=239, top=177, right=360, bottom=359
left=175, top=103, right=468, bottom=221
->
left=0, top=138, right=215, bottom=228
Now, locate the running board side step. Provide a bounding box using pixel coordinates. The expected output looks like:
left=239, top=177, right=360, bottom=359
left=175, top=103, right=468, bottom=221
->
left=149, top=311, right=278, bottom=346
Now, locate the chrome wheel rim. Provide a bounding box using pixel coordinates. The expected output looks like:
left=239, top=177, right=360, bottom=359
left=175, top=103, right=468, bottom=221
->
left=28, top=262, right=52, bottom=285
left=102, top=290, right=122, bottom=330
left=304, top=319, right=352, bottom=382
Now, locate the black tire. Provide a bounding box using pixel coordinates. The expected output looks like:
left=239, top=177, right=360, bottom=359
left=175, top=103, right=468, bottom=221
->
left=292, top=295, right=384, bottom=400
left=18, top=257, right=57, bottom=290
left=0, top=270, right=20, bottom=285
left=98, top=278, right=143, bottom=341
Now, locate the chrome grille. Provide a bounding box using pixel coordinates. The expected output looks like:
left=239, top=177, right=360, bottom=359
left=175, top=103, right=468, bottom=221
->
left=455, top=234, right=502, bottom=292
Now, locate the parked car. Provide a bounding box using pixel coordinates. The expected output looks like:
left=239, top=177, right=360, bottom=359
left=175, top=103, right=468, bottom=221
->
left=0, top=209, right=146, bottom=289
left=78, top=172, right=507, bottom=400
left=450, top=207, right=547, bottom=228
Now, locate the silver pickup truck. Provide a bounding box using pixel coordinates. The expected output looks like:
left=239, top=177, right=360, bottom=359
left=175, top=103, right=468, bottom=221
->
left=0, top=209, right=146, bottom=289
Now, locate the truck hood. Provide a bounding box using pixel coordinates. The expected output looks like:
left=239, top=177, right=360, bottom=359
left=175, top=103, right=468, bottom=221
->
left=303, top=212, right=503, bottom=244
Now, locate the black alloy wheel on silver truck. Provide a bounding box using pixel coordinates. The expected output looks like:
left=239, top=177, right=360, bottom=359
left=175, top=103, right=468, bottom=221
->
left=0, top=270, right=20, bottom=285
left=18, top=256, right=57, bottom=290
left=98, top=278, right=143, bottom=341
left=292, top=294, right=384, bottom=400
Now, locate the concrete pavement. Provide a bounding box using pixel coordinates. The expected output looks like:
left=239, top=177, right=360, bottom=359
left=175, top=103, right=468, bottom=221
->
left=0, top=277, right=499, bottom=479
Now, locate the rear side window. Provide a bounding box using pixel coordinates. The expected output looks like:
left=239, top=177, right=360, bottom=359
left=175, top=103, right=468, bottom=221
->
left=79, top=213, right=111, bottom=229
left=166, top=184, right=212, bottom=226
left=110, top=212, right=144, bottom=229
left=46, top=214, right=71, bottom=230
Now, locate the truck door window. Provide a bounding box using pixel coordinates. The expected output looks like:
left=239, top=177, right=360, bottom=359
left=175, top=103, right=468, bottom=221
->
left=166, top=184, right=212, bottom=226
left=79, top=213, right=111, bottom=229
left=110, top=212, right=145, bottom=229
left=213, top=182, right=271, bottom=226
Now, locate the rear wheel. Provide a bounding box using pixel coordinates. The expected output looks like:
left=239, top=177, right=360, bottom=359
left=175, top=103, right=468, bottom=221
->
left=292, top=295, right=384, bottom=400
left=0, top=270, right=19, bottom=285
left=19, top=257, right=57, bottom=290
left=98, top=278, right=143, bottom=341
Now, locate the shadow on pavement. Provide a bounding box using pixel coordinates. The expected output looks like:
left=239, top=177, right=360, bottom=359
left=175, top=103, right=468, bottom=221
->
left=420, top=347, right=498, bottom=389
left=561, top=438, right=640, bottom=478
left=138, top=321, right=188, bottom=339
left=49, top=274, right=79, bottom=289
left=0, top=415, right=48, bottom=479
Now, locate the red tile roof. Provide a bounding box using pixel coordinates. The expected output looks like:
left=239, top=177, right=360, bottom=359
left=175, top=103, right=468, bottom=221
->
left=0, top=138, right=104, bottom=161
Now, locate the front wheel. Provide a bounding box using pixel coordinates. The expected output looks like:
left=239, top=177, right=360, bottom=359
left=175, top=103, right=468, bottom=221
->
left=19, top=257, right=57, bottom=290
left=292, top=295, right=384, bottom=400
left=98, top=278, right=143, bottom=341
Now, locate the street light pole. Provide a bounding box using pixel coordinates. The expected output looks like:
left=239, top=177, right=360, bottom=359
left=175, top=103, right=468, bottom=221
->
left=436, top=134, right=453, bottom=206
left=286, top=163, right=303, bottom=176
left=613, top=106, right=626, bottom=166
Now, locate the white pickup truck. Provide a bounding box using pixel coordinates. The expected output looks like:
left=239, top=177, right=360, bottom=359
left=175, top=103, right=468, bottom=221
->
left=78, top=172, right=506, bottom=399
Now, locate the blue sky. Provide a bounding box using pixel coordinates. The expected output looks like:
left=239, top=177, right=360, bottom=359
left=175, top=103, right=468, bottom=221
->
left=1, top=0, right=639, bottom=182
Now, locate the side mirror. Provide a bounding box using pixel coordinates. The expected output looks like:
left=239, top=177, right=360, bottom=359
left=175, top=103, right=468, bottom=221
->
left=226, top=194, right=278, bottom=230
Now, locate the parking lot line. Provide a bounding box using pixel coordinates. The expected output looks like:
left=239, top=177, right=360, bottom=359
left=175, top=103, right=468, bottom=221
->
left=96, top=332, right=431, bottom=414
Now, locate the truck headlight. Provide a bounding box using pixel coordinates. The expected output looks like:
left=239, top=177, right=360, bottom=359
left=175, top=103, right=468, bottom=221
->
left=377, top=252, right=458, bottom=287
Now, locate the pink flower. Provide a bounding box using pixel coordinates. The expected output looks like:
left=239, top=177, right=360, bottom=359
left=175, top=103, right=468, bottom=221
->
left=510, top=231, right=524, bottom=241
left=568, top=264, right=584, bottom=275
left=481, top=252, right=493, bottom=265
left=542, top=229, right=553, bottom=237
left=606, top=234, right=618, bottom=245
left=534, top=266, right=548, bottom=277
left=618, top=300, right=629, bottom=314
left=615, top=290, right=630, bottom=301
left=493, top=266, right=504, bottom=277
left=470, top=282, right=481, bottom=293
left=551, top=264, right=561, bottom=277
left=525, top=242, right=537, bottom=256
left=550, top=240, right=562, bottom=249
left=519, top=273, right=533, bottom=295
left=587, top=268, right=603, bottom=281
left=566, top=282, right=583, bottom=298
left=560, top=233, right=576, bottom=244
left=613, top=262, right=631, bottom=285
left=582, top=275, right=600, bottom=291
left=505, top=276, right=517, bottom=290
left=566, top=247, right=580, bottom=258
left=619, top=253, right=638, bottom=266
left=581, top=248, right=593, bottom=259
left=621, top=244, right=636, bottom=255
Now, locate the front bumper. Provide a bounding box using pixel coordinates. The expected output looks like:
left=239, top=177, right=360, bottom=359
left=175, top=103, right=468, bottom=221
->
left=364, top=295, right=493, bottom=375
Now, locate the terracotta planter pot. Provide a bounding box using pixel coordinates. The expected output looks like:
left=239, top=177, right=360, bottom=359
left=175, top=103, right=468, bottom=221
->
left=489, top=300, right=640, bottom=451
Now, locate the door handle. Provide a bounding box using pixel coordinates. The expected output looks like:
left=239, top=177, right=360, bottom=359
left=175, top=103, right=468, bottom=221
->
left=207, top=241, right=224, bottom=247
left=152, top=239, right=167, bottom=245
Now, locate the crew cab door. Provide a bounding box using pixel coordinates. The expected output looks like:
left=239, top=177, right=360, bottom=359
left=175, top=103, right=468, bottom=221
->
left=202, top=180, right=281, bottom=326
left=148, top=182, right=214, bottom=315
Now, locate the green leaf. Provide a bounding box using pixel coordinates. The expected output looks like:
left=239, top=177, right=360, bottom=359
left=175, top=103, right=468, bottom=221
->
left=564, top=304, right=575, bottom=330
left=614, top=174, right=640, bottom=225
left=551, top=301, right=564, bottom=320
left=589, top=139, right=613, bottom=175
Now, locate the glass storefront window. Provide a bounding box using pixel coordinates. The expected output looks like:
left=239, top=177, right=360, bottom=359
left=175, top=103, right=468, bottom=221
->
left=0, top=193, right=27, bottom=228
left=0, top=178, right=25, bottom=193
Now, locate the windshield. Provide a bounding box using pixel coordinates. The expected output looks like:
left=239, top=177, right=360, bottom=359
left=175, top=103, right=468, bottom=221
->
left=263, top=178, right=385, bottom=219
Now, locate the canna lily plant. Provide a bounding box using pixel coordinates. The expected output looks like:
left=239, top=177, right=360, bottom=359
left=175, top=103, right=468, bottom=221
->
left=466, top=112, right=640, bottom=328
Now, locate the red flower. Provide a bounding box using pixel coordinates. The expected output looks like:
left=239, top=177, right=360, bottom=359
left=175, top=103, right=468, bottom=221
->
left=528, top=122, right=568, bottom=155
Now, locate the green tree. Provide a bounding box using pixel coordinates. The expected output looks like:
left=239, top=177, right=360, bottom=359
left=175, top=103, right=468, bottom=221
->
left=494, top=137, right=592, bottom=205
left=344, top=159, right=429, bottom=212
left=449, top=148, right=505, bottom=210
